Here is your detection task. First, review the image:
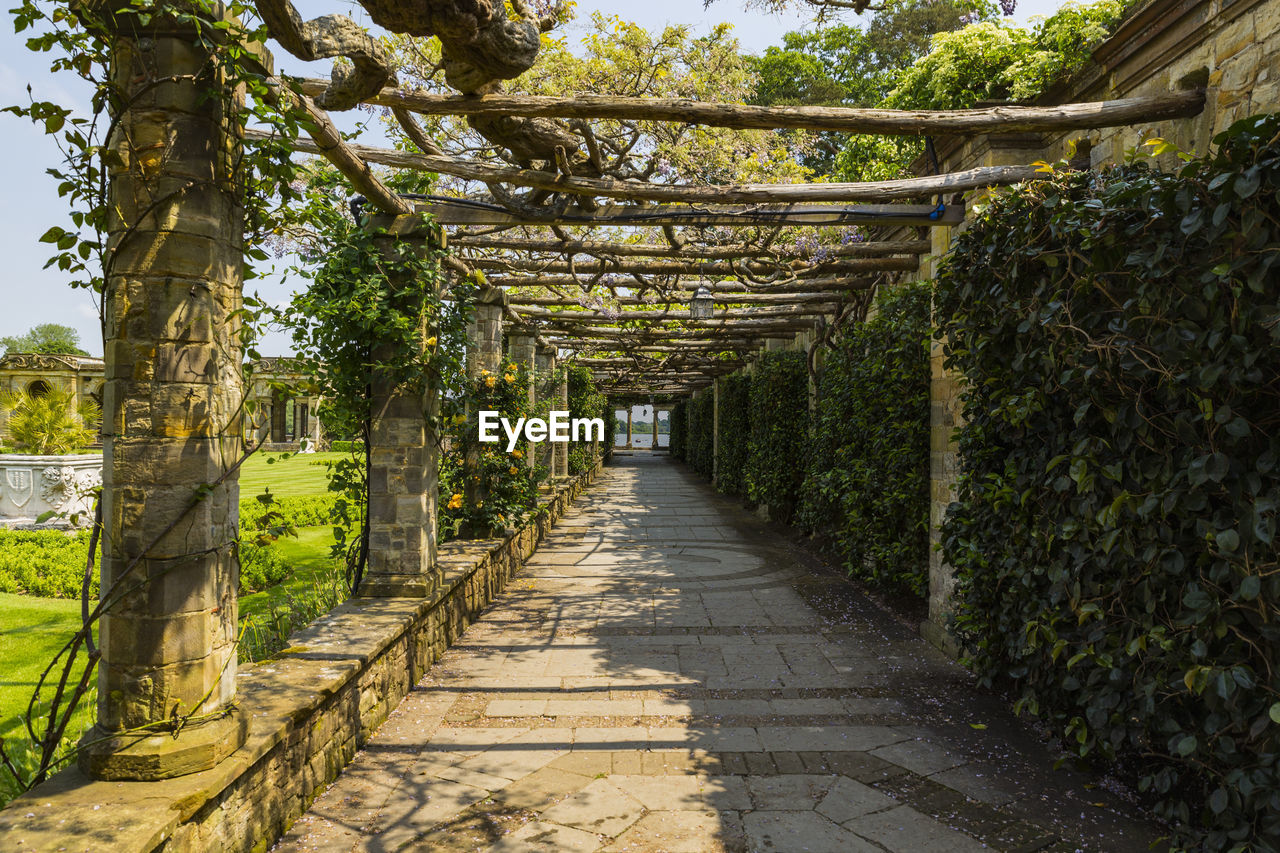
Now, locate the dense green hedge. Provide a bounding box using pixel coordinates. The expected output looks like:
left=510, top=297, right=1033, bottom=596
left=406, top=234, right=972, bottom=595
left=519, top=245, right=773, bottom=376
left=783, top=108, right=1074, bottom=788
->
left=0, top=529, right=294, bottom=598
left=937, top=115, right=1280, bottom=849
left=685, top=393, right=715, bottom=479
left=0, top=530, right=95, bottom=598
left=328, top=440, right=363, bottom=453
left=669, top=401, right=686, bottom=458
left=745, top=350, right=810, bottom=521
left=714, top=375, right=750, bottom=497
left=798, top=284, right=930, bottom=596
left=240, top=494, right=342, bottom=532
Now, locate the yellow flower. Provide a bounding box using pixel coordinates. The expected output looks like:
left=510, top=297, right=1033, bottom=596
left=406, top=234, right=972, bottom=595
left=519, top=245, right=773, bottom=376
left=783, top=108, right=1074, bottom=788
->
left=447, top=493, right=463, bottom=509
left=484, top=375, right=496, bottom=388
left=509, top=466, right=519, bottom=475
left=453, top=414, right=467, bottom=425
left=504, top=373, right=515, bottom=383
left=511, top=448, right=523, bottom=459
left=425, top=336, right=438, bottom=347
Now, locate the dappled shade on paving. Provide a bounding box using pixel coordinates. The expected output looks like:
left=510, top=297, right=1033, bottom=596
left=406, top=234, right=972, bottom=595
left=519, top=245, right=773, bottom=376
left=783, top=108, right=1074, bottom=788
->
left=276, top=453, right=1162, bottom=852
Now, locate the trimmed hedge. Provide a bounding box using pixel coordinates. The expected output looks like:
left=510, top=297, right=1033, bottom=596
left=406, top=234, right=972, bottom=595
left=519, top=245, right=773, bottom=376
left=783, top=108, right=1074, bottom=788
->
left=937, top=115, right=1280, bottom=849
left=0, top=529, right=94, bottom=598
left=714, top=375, right=751, bottom=498
left=798, top=284, right=930, bottom=597
left=685, top=393, right=715, bottom=479
left=239, top=494, right=342, bottom=532
left=669, top=401, right=686, bottom=459
left=567, top=365, right=607, bottom=474
left=329, top=440, right=364, bottom=453
left=745, top=350, right=810, bottom=521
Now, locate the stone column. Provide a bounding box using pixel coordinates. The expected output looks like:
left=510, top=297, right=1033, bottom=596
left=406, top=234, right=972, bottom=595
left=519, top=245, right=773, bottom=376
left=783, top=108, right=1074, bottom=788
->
left=507, top=327, right=537, bottom=476
left=85, top=11, right=248, bottom=779
left=462, top=287, right=506, bottom=536
left=362, top=216, right=445, bottom=597
left=924, top=220, right=964, bottom=656
left=651, top=402, right=659, bottom=449
left=625, top=407, right=633, bottom=448
left=535, top=344, right=557, bottom=487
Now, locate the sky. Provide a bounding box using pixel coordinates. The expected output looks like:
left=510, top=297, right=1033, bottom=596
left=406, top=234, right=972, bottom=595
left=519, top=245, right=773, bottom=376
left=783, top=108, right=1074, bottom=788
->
left=0, top=0, right=1066, bottom=357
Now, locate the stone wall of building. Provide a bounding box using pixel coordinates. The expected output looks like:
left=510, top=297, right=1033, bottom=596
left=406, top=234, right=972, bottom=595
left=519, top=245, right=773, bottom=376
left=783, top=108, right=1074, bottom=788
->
left=0, top=460, right=604, bottom=852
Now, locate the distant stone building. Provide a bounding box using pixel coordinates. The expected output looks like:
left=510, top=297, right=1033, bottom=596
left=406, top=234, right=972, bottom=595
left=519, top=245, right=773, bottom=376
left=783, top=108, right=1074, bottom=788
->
left=0, top=353, right=323, bottom=450
left=0, top=353, right=104, bottom=442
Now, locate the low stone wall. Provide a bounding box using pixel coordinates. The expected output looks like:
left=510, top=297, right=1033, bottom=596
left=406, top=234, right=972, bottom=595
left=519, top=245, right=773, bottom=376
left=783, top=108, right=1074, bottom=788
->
left=0, top=457, right=603, bottom=853
left=0, top=454, right=100, bottom=527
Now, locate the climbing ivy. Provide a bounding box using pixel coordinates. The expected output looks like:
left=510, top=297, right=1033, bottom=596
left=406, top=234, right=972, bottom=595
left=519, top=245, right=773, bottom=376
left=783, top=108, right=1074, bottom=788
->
left=746, top=351, right=810, bottom=521
left=685, top=394, right=716, bottom=479
left=714, top=375, right=751, bottom=498
left=937, top=115, right=1280, bottom=850
left=797, top=284, right=930, bottom=597
left=669, top=401, right=687, bottom=459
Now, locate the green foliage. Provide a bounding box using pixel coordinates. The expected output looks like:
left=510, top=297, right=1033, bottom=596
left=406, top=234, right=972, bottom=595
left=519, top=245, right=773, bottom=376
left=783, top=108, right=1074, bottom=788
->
left=439, top=361, right=541, bottom=538
left=0, top=386, right=99, bottom=454
left=238, top=557, right=350, bottom=664
left=798, top=285, right=930, bottom=596
left=714, top=376, right=751, bottom=497
left=669, top=402, right=687, bottom=459
left=936, top=115, right=1280, bottom=849
left=683, top=394, right=715, bottom=479
left=0, top=324, right=88, bottom=357
left=239, top=494, right=341, bottom=533
left=567, top=365, right=607, bottom=474
left=746, top=351, right=810, bottom=521
left=238, top=541, right=290, bottom=594
left=328, top=440, right=364, bottom=454
left=0, top=529, right=93, bottom=598
left=887, top=1, right=1128, bottom=109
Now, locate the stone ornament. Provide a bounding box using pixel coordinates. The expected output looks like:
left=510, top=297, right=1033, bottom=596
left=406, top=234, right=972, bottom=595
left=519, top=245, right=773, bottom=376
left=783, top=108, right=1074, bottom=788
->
left=40, top=465, right=99, bottom=510
left=5, top=468, right=32, bottom=508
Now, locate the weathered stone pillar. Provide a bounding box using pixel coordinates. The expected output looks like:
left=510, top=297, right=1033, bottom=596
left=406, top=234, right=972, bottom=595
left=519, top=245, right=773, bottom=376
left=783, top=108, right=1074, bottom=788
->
left=461, top=287, right=506, bottom=536
left=535, top=344, right=557, bottom=486
left=625, top=406, right=633, bottom=448
left=651, top=402, right=659, bottom=449
left=362, top=216, right=444, bottom=597
left=924, top=221, right=964, bottom=656
left=507, top=327, right=537, bottom=475
left=86, top=10, right=249, bottom=779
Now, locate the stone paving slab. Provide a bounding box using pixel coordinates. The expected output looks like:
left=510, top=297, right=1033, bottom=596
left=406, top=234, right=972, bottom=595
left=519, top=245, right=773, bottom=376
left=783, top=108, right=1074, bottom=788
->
left=275, top=454, right=1167, bottom=853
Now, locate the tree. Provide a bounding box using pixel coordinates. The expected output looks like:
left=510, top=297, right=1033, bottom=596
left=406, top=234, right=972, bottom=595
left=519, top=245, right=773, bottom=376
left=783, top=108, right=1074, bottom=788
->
left=0, top=324, right=89, bottom=357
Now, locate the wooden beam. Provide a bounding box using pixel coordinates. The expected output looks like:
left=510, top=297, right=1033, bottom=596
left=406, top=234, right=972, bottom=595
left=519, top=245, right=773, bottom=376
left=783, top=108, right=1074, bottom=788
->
left=510, top=291, right=853, bottom=306
left=299, top=78, right=1205, bottom=136
left=511, top=303, right=839, bottom=321
left=451, top=235, right=931, bottom=259
left=249, top=127, right=1024, bottom=206
left=472, top=256, right=917, bottom=276
left=414, top=199, right=963, bottom=228
left=493, top=275, right=881, bottom=293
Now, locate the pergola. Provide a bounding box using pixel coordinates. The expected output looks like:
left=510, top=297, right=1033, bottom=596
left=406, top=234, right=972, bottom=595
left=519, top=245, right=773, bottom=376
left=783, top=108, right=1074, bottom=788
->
left=77, top=0, right=1207, bottom=784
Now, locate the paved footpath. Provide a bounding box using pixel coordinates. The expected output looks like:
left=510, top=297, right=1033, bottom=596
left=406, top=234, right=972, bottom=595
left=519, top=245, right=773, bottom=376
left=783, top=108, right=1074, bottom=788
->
left=277, top=453, right=1165, bottom=853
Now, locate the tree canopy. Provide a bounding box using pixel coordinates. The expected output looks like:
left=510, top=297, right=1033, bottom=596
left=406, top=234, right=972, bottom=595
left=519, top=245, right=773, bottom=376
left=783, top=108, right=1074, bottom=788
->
left=0, top=324, right=89, bottom=357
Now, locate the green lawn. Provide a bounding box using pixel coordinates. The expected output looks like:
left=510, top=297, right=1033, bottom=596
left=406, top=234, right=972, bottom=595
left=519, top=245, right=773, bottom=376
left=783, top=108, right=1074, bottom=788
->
left=0, top=593, right=84, bottom=733
left=239, top=526, right=343, bottom=623
left=239, top=451, right=348, bottom=498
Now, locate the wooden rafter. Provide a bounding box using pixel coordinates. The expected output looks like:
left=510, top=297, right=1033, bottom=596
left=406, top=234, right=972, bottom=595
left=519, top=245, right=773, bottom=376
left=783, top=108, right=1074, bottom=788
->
left=451, top=235, right=931, bottom=259
left=297, top=77, right=1204, bottom=136
left=470, top=256, right=917, bottom=276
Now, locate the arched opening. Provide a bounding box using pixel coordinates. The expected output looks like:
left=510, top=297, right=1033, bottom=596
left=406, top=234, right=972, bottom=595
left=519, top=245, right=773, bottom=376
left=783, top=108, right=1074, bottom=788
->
left=26, top=380, right=50, bottom=398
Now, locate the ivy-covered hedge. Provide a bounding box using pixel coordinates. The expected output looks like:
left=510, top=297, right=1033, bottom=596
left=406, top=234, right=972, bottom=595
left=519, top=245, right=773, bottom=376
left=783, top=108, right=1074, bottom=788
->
left=239, top=494, right=342, bottom=532
left=685, top=393, right=715, bottom=479
left=669, top=401, right=686, bottom=459
left=714, top=375, right=750, bottom=497
left=798, top=284, right=930, bottom=596
left=745, top=350, right=810, bottom=521
left=937, top=115, right=1280, bottom=849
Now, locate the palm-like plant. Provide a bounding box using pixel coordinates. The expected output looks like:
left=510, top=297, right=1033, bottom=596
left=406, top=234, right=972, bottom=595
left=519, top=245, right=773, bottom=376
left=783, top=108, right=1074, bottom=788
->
left=0, top=386, right=100, bottom=454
